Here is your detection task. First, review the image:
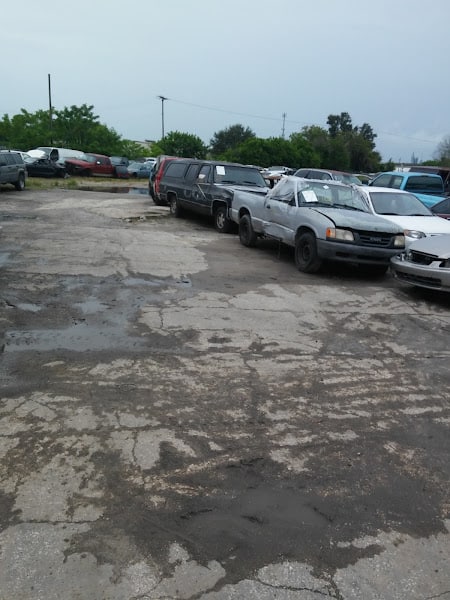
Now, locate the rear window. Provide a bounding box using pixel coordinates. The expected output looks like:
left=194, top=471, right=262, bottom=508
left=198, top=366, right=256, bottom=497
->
left=213, top=165, right=266, bottom=187
left=404, top=176, right=443, bottom=193
left=164, top=162, right=188, bottom=178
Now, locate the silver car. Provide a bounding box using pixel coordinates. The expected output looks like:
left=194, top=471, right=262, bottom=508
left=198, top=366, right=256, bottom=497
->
left=391, top=235, right=450, bottom=292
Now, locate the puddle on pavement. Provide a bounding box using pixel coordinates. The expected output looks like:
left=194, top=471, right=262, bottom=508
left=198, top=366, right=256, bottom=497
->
left=0, top=253, right=10, bottom=267
left=4, top=322, right=145, bottom=353
left=15, top=303, right=41, bottom=313
left=77, top=186, right=149, bottom=196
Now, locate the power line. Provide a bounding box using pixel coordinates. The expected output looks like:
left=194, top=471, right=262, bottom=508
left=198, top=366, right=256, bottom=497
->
left=164, top=97, right=440, bottom=146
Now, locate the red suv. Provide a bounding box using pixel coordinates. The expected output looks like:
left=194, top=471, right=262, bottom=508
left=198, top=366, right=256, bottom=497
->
left=149, top=155, right=177, bottom=205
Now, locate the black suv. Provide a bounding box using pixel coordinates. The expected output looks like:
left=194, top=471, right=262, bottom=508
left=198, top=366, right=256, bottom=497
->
left=0, top=151, right=27, bottom=191
left=159, top=159, right=268, bottom=232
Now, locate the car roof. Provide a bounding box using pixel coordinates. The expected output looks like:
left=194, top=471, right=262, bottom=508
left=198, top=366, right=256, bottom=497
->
left=168, top=158, right=257, bottom=168
left=283, top=175, right=351, bottom=187
left=377, top=171, right=442, bottom=179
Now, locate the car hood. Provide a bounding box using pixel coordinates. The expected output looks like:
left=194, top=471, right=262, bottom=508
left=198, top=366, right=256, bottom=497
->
left=311, top=207, right=403, bottom=233
left=65, top=158, right=90, bottom=166
left=28, top=149, right=47, bottom=159
left=408, top=234, right=450, bottom=257
left=375, top=215, right=450, bottom=234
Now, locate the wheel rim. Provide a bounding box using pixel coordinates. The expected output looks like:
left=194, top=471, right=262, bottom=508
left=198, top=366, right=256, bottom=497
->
left=216, top=211, right=225, bottom=229
left=301, top=243, right=311, bottom=263
left=170, top=199, right=176, bottom=215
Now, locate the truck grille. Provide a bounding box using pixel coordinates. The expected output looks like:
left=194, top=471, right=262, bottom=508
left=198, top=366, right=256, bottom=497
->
left=356, top=231, right=394, bottom=247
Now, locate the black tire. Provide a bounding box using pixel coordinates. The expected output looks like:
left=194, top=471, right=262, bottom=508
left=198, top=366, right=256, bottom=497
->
left=214, top=206, right=232, bottom=233
left=169, top=196, right=183, bottom=218
left=84, top=169, right=92, bottom=177
left=239, top=214, right=257, bottom=247
left=14, top=173, right=25, bottom=191
left=294, top=232, right=323, bottom=273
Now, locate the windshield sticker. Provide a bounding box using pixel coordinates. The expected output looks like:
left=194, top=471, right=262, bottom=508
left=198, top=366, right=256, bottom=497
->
left=303, top=190, right=318, bottom=203
left=216, top=166, right=226, bottom=175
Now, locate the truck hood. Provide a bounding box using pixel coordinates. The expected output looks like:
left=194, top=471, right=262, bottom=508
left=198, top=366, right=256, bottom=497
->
left=218, top=184, right=269, bottom=196
left=311, top=207, right=403, bottom=233
left=65, top=158, right=90, bottom=167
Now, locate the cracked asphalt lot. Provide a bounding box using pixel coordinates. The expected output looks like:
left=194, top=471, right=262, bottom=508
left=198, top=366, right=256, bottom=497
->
left=0, top=186, right=449, bottom=599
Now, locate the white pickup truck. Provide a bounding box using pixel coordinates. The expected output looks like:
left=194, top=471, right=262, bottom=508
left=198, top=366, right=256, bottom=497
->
left=230, top=176, right=405, bottom=275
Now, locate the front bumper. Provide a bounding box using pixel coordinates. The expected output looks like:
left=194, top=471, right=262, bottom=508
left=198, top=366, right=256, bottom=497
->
left=391, top=255, right=450, bottom=292
left=317, top=239, right=402, bottom=265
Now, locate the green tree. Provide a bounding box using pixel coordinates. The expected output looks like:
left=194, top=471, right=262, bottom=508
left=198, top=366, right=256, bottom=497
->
left=327, top=112, right=354, bottom=137
left=301, top=125, right=332, bottom=167
left=325, top=113, right=381, bottom=172
left=53, top=104, right=123, bottom=153
left=288, top=132, right=320, bottom=167
left=209, top=124, right=256, bottom=158
left=158, top=131, right=207, bottom=158
left=434, top=135, right=450, bottom=165
left=0, top=109, right=53, bottom=150
left=223, top=137, right=302, bottom=168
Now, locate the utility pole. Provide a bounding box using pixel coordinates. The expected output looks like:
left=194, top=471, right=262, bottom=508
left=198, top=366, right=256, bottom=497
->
left=48, top=73, right=53, bottom=144
left=281, top=112, right=286, bottom=139
left=157, top=95, right=168, bottom=139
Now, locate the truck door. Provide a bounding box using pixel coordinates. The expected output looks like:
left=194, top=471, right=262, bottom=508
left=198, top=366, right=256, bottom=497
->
left=263, top=179, right=296, bottom=242
left=192, top=165, right=212, bottom=215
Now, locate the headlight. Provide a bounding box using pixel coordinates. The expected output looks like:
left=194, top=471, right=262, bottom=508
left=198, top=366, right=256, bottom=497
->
left=404, top=229, right=426, bottom=239
left=326, top=227, right=354, bottom=242
left=394, top=234, right=405, bottom=248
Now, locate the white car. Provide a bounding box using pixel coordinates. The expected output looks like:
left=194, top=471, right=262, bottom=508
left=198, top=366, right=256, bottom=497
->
left=359, top=186, right=450, bottom=247
left=391, top=235, right=450, bottom=292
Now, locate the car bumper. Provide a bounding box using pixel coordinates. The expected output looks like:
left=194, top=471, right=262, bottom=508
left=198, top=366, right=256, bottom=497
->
left=391, top=255, right=450, bottom=292
left=317, top=239, right=402, bottom=265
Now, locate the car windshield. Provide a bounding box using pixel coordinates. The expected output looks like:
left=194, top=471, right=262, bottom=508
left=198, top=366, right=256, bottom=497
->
left=295, top=180, right=368, bottom=212
left=213, top=165, right=267, bottom=187
left=369, top=191, right=432, bottom=216
left=84, top=154, right=98, bottom=163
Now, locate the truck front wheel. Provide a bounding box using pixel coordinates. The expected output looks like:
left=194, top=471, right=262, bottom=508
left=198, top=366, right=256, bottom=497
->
left=214, top=206, right=232, bottom=233
left=239, top=214, right=257, bottom=247
left=295, top=232, right=322, bottom=273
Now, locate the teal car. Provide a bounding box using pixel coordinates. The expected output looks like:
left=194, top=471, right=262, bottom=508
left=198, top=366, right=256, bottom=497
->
left=369, top=171, right=445, bottom=208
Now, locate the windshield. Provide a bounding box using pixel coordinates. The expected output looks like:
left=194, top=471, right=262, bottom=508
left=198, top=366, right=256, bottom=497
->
left=369, top=191, right=432, bottom=216
left=213, top=165, right=267, bottom=187
left=84, top=154, right=98, bottom=163
left=295, top=180, right=368, bottom=212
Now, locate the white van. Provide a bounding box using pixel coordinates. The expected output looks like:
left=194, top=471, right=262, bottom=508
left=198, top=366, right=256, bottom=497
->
left=28, top=147, right=85, bottom=165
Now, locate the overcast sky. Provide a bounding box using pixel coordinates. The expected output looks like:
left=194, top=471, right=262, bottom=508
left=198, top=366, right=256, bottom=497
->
left=2, top=0, right=449, bottom=163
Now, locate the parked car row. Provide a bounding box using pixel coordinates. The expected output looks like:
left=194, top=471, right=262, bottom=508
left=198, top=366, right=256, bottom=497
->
left=0, top=146, right=156, bottom=181
left=148, top=156, right=450, bottom=293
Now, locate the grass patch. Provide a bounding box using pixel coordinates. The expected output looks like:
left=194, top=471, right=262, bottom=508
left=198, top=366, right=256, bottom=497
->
left=25, top=176, right=143, bottom=191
